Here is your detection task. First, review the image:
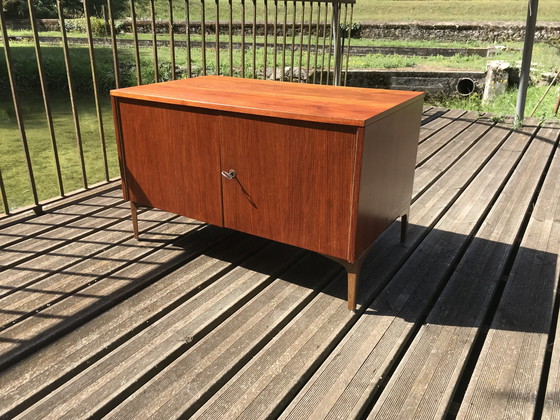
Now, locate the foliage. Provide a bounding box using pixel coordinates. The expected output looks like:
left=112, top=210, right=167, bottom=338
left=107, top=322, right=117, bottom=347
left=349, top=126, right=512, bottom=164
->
left=2, top=0, right=129, bottom=19
left=90, top=17, right=109, bottom=36
left=341, top=22, right=361, bottom=39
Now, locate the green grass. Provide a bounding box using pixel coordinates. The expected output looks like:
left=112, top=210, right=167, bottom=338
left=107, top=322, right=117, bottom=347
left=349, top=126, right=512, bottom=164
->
left=352, top=0, right=560, bottom=23
left=427, top=85, right=560, bottom=122
left=5, top=29, right=507, bottom=49
left=124, top=0, right=560, bottom=24
left=4, top=37, right=558, bottom=78
left=0, top=91, right=119, bottom=210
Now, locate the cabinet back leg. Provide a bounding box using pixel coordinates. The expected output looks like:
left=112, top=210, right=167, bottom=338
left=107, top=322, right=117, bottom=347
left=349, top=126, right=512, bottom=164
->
left=401, top=213, right=408, bottom=245
left=130, top=201, right=139, bottom=240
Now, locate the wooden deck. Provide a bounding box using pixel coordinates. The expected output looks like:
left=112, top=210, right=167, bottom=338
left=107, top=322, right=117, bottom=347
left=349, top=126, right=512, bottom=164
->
left=1, top=108, right=559, bottom=419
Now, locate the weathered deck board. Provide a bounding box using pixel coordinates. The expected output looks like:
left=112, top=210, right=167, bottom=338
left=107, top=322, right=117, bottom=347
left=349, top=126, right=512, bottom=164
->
left=367, top=123, right=558, bottom=419
left=197, top=120, right=528, bottom=419
left=0, top=181, right=122, bottom=229
left=416, top=110, right=476, bottom=165
left=279, top=120, right=535, bottom=420
left=0, top=191, right=120, bottom=248
left=0, top=211, right=205, bottom=370
left=0, top=190, right=124, bottom=267
left=0, top=203, right=143, bottom=298
left=419, top=108, right=463, bottom=143
left=0, top=111, right=559, bottom=420
left=458, top=128, right=560, bottom=419
left=412, top=115, right=495, bottom=197
left=0, top=231, right=262, bottom=417
left=0, top=207, right=194, bottom=326
left=107, top=254, right=341, bottom=419
left=16, top=242, right=304, bottom=419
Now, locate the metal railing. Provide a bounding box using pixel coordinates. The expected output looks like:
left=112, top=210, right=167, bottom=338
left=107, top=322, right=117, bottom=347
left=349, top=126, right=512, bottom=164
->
left=0, top=0, right=355, bottom=217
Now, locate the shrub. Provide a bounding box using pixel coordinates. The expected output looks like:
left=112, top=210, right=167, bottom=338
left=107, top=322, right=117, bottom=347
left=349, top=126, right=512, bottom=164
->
left=90, top=17, right=109, bottom=37
left=64, top=19, right=87, bottom=33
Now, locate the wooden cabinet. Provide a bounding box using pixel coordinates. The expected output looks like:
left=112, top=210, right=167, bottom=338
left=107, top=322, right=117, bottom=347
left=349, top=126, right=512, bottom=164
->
left=111, top=76, right=424, bottom=310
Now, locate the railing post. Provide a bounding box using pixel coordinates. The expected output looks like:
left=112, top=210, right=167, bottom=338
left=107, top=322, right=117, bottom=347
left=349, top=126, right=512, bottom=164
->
left=515, top=0, right=539, bottom=125
left=331, top=0, right=342, bottom=86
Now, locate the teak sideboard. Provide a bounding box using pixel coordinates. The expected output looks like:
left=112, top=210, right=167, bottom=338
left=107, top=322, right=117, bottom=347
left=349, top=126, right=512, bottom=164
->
left=111, top=76, right=424, bottom=310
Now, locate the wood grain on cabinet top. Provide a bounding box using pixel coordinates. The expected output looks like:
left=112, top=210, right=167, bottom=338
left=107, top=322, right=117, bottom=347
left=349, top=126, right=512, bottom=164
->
left=110, top=76, right=424, bottom=127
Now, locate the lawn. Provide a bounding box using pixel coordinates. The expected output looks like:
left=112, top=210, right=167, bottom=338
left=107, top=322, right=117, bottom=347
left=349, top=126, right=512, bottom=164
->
left=0, top=91, right=119, bottom=210
left=124, top=0, right=560, bottom=24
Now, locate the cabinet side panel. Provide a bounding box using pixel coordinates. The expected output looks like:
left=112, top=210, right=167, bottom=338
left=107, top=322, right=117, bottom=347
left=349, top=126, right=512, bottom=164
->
left=118, top=99, right=223, bottom=226
left=111, top=96, right=129, bottom=200
left=353, top=100, right=423, bottom=259
left=221, top=114, right=357, bottom=260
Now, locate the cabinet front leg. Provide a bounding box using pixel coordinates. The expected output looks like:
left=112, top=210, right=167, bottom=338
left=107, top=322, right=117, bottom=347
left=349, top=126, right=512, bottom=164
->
left=347, top=268, right=359, bottom=311
left=323, top=255, right=366, bottom=310
left=130, top=201, right=139, bottom=240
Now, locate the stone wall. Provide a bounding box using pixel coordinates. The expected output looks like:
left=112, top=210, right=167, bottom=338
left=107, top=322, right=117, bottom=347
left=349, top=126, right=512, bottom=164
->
left=338, top=69, right=486, bottom=95
left=6, top=19, right=560, bottom=43
left=357, top=21, right=560, bottom=43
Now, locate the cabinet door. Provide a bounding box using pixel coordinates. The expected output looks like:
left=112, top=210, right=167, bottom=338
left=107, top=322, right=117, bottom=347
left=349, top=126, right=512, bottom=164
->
left=117, top=99, right=223, bottom=226
left=220, top=114, right=359, bottom=260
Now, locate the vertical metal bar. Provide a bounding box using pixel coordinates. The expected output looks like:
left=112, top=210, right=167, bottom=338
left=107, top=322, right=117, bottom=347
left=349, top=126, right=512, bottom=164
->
left=229, top=0, right=233, bottom=76
left=313, top=1, right=320, bottom=83
left=241, top=0, right=245, bottom=77
left=326, top=3, right=335, bottom=85
left=169, top=0, right=177, bottom=79
left=282, top=0, right=287, bottom=78
left=320, top=2, right=327, bottom=84
left=107, top=0, right=120, bottom=88
left=56, top=0, right=88, bottom=188
left=290, top=1, right=295, bottom=81
left=0, top=0, right=39, bottom=206
left=83, top=0, right=109, bottom=181
left=264, top=0, right=268, bottom=79
left=305, top=1, right=312, bottom=83
left=185, top=0, right=192, bottom=77
left=331, top=1, right=341, bottom=85
left=150, top=0, right=159, bottom=82
left=252, top=0, right=257, bottom=78
left=201, top=0, right=207, bottom=75
left=130, top=0, right=142, bottom=84
left=273, top=0, right=278, bottom=80
left=215, top=0, right=220, bottom=74
left=339, top=2, right=347, bottom=86
left=28, top=0, right=64, bottom=196
left=0, top=168, right=9, bottom=215
left=297, top=1, right=304, bottom=82
left=515, top=0, right=539, bottom=124
left=343, top=3, right=353, bottom=86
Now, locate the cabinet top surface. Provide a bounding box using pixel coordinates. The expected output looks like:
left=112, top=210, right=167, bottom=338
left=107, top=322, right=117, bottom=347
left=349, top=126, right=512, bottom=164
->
left=111, top=76, right=423, bottom=126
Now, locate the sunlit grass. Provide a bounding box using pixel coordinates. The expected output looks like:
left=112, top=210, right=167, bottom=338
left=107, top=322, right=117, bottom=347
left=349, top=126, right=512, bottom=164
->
left=0, top=92, right=119, bottom=210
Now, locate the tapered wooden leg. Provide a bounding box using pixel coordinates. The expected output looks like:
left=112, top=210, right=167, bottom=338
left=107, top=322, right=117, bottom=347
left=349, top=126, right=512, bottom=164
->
left=401, top=213, right=408, bottom=245
left=345, top=258, right=365, bottom=311
left=347, top=268, right=359, bottom=311
left=130, top=201, right=139, bottom=240
left=324, top=254, right=366, bottom=310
